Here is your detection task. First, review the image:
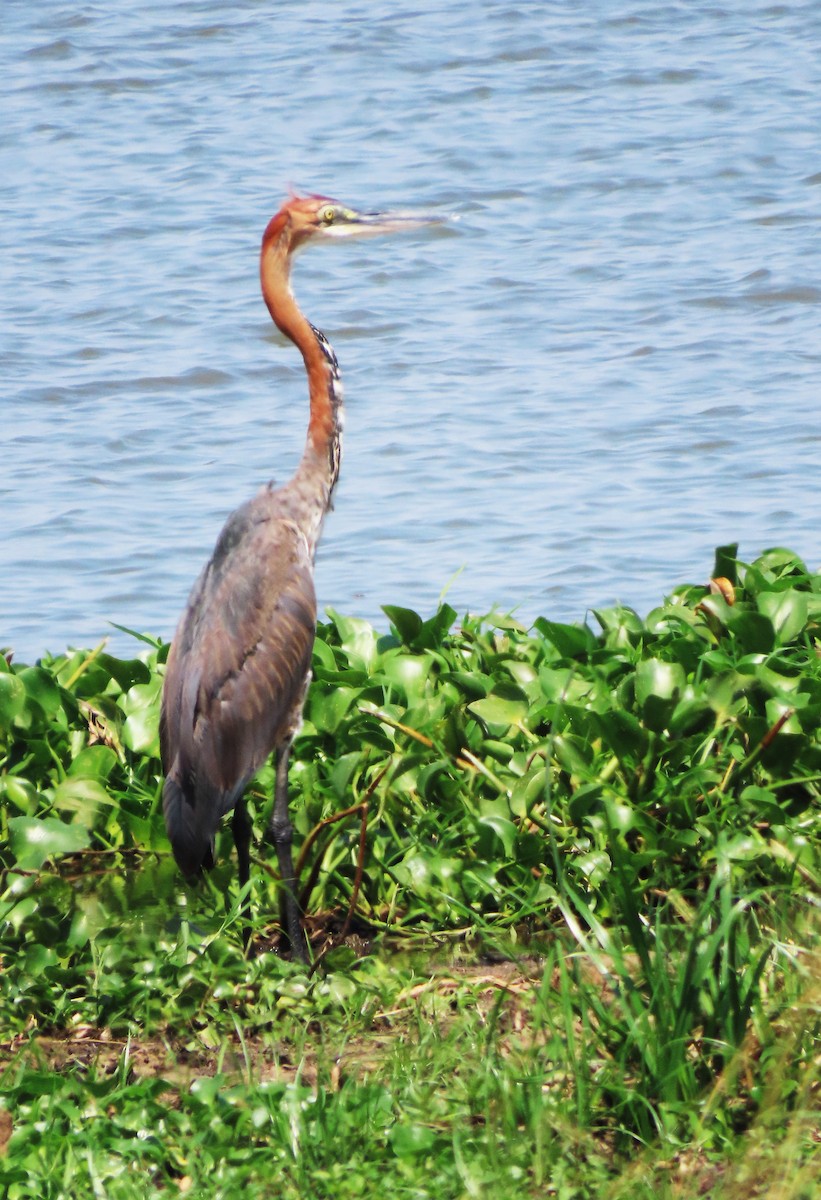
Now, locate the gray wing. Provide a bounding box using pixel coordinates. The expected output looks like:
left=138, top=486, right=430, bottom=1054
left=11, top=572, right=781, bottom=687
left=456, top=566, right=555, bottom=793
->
left=161, top=498, right=316, bottom=874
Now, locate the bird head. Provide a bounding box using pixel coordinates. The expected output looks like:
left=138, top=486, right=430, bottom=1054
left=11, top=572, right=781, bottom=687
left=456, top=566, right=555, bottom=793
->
left=263, top=192, right=443, bottom=254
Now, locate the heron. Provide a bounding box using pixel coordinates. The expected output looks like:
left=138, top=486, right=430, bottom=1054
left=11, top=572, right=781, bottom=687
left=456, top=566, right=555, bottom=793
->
left=160, top=193, right=440, bottom=963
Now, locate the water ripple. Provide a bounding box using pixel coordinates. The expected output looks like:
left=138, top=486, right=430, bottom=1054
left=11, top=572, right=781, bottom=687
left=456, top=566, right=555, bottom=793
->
left=2, top=0, right=821, bottom=658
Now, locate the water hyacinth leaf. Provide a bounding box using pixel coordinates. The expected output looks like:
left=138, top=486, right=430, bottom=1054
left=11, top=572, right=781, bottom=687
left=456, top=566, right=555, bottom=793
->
left=18, top=667, right=64, bottom=720
left=635, top=659, right=686, bottom=706
left=352, top=711, right=395, bottom=751
left=591, top=708, right=648, bottom=763
left=592, top=606, right=644, bottom=646
left=605, top=798, right=636, bottom=835
left=576, top=849, right=611, bottom=885
left=645, top=605, right=703, bottom=638
left=51, top=777, right=114, bottom=826
left=66, top=744, right=119, bottom=782
left=0, top=670, right=26, bottom=727
left=306, top=683, right=346, bottom=733
left=415, top=603, right=457, bottom=649
left=483, top=738, right=514, bottom=763
left=635, top=661, right=685, bottom=730
left=534, top=617, right=596, bottom=659
left=1, top=894, right=39, bottom=934
left=378, top=650, right=434, bottom=701
left=311, top=635, right=337, bottom=671
left=724, top=608, right=776, bottom=654
left=1, top=775, right=41, bottom=814
left=441, top=670, right=488, bottom=700
left=381, top=605, right=423, bottom=645
left=121, top=680, right=162, bottom=753
left=756, top=590, right=808, bottom=646
left=468, top=685, right=529, bottom=731
left=761, top=697, right=801, bottom=731
left=340, top=622, right=380, bottom=671
left=753, top=547, right=808, bottom=577
left=330, top=751, right=359, bottom=800
left=325, top=609, right=380, bottom=669
left=96, top=653, right=151, bottom=691
left=568, top=782, right=604, bottom=825
left=755, top=664, right=802, bottom=700
left=509, top=765, right=547, bottom=816
left=552, top=733, right=592, bottom=778
left=668, top=689, right=713, bottom=736
left=477, top=814, right=518, bottom=858
left=539, top=667, right=594, bottom=705
left=122, top=704, right=159, bottom=754
left=504, top=659, right=540, bottom=690
left=8, top=815, right=91, bottom=870
left=394, top=852, right=433, bottom=896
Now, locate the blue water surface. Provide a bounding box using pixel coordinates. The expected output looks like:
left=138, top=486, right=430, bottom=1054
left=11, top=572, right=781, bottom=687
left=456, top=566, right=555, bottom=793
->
left=2, top=1, right=821, bottom=660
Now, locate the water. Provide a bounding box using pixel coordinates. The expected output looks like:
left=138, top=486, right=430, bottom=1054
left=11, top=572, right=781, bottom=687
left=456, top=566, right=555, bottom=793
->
left=3, top=1, right=821, bottom=662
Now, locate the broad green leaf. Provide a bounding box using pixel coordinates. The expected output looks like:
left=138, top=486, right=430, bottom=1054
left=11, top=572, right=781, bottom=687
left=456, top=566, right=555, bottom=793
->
left=725, top=608, right=775, bottom=654
left=122, top=705, right=159, bottom=754
left=395, top=852, right=433, bottom=895
left=592, top=709, right=648, bottom=763
left=477, top=814, right=517, bottom=857
left=51, top=777, right=114, bottom=825
left=310, top=685, right=362, bottom=735
left=468, top=691, right=528, bottom=729
left=121, top=679, right=162, bottom=755
left=0, top=671, right=26, bottom=726
left=592, top=606, right=644, bottom=646
left=634, top=659, right=686, bottom=705
left=552, top=733, right=592, bottom=777
left=381, top=605, right=422, bottom=645
left=66, top=744, right=118, bottom=781
left=753, top=547, right=808, bottom=577
left=539, top=667, right=594, bottom=705
left=763, top=698, right=803, bottom=736
left=756, top=590, right=808, bottom=646
left=311, top=636, right=338, bottom=671
left=332, top=614, right=380, bottom=670
left=576, top=849, right=611, bottom=885
left=415, top=604, right=457, bottom=649
left=441, top=670, right=488, bottom=700
left=18, top=666, right=63, bottom=718
left=533, top=617, right=596, bottom=658
left=1, top=775, right=41, bottom=813
left=96, top=653, right=151, bottom=691
left=378, top=650, right=434, bottom=701
left=8, top=815, right=91, bottom=870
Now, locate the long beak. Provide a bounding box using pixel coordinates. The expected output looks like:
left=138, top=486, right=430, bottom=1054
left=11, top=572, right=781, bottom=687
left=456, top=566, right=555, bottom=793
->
left=324, top=208, right=446, bottom=238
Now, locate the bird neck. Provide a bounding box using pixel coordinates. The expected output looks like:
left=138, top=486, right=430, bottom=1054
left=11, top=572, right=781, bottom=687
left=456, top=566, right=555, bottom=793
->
left=260, top=232, right=344, bottom=504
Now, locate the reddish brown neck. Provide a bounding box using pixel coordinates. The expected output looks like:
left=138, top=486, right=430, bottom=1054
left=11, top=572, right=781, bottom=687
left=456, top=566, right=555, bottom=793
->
left=259, top=221, right=340, bottom=467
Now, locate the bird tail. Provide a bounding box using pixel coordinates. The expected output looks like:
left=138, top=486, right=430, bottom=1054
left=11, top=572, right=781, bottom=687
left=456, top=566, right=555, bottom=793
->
left=163, top=773, right=215, bottom=877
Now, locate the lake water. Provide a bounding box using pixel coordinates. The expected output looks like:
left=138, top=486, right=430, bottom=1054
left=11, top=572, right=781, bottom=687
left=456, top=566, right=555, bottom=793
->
left=3, top=1, right=821, bottom=662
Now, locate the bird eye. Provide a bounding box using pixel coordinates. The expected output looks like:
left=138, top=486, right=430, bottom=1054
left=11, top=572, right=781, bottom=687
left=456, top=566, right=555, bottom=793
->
left=322, top=206, right=336, bottom=224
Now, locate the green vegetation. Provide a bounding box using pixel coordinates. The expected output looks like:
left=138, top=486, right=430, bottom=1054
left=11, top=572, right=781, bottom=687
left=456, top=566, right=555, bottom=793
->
left=1, top=545, right=819, bottom=1198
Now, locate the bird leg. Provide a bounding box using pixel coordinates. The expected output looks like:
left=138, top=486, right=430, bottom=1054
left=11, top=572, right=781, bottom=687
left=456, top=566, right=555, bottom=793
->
left=232, top=798, right=253, bottom=952
left=270, top=745, right=309, bottom=963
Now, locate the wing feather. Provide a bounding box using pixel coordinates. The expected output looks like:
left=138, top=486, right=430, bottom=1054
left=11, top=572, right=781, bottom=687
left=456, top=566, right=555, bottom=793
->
left=161, top=497, right=316, bottom=873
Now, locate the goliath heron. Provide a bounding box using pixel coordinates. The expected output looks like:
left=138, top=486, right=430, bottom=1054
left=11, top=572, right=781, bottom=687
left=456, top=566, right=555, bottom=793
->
left=160, top=193, right=439, bottom=962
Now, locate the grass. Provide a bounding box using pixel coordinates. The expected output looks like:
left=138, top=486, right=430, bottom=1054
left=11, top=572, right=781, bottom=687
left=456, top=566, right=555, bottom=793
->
left=1, top=544, right=819, bottom=1197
